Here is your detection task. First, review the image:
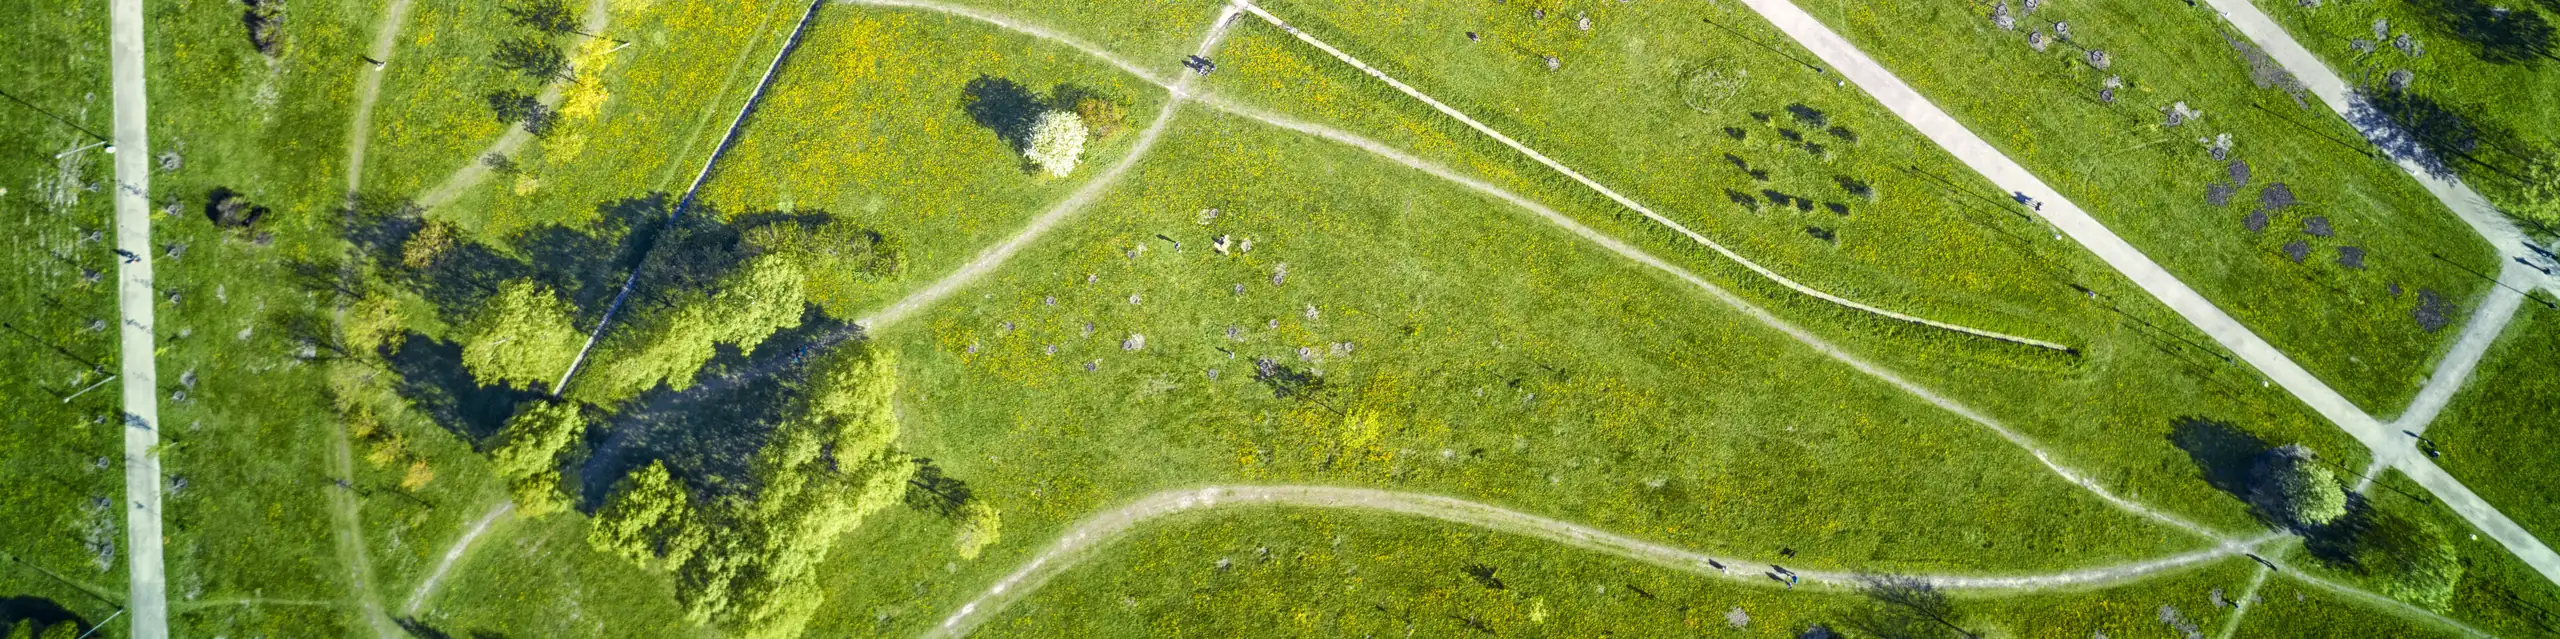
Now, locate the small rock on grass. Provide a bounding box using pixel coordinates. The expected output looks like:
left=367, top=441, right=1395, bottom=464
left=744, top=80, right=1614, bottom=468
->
left=2337, top=245, right=2366, bottom=269
left=2303, top=216, right=2333, bottom=237
left=2283, top=239, right=2310, bottom=263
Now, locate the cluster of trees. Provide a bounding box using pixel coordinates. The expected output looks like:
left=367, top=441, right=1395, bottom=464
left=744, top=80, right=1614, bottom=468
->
left=586, top=344, right=918, bottom=638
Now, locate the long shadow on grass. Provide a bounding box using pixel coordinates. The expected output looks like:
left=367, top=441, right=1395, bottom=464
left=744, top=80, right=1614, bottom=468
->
left=343, top=193, right=670, bottom=327
left=2167, top=416, right=2296, bottom=530
left=574, top=306, right=855, bottom=511
left=384, top=334, right=547, bottom=446
left=0, top=596, right=85, bottom=636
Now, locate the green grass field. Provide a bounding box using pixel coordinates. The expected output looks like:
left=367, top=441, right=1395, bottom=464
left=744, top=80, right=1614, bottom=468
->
left=2427, top=304, right=2560, bottom=545
left=1790, top=0, right=2503, bottom=412
left=5, top=0, right=2552, bottom=636
left=2248, top=0, right=2560, bottom=215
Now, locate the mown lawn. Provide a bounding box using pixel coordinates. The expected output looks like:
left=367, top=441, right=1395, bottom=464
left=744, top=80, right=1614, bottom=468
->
left=970, top=507, right=2287, bottom=637
left=0, top=0, right=127, bottom=631
left=798, top=106, right=2224, bottom=634
left=1791, top=0, right=2502, bottom=412
left=2248, top=0, right=2560, bottom=216
left=433, top=0, right=812, bottom=239
left=899, top=0, right=2379, bottom=539
left=700, top=6, right=1175, bottom=319
left=2281, top=470, right=2560, bottom=636
left=2424, top=304, right=2560, bottom=550
left=361, top=0, right=520, bottom=199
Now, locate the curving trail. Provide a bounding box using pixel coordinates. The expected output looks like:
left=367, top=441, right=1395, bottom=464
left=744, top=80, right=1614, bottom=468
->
left=412, top=0, right=615, bottom=210
left=925, top=485, right=2276, bottom=639
left=843, top=0, right=2220, bottom=542
left=852, top=3, right=1244, bottom=331
left=403, top=500, right=514, bottom=616
left=343, top=0, right=416, bottom=197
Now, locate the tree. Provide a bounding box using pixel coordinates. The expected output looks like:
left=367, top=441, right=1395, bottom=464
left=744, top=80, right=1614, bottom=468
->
left=2252, top=444, right=2348, bottom=527
left=663, top=344, right=916, bottom=638
left=572, top=254, right=805, bottom=404
left=953, top=500, right=1003, bottom=560
left=1072, top=94, right=1127, bottom=139
left=458, top=279, right=583, bottom=390
left=591, top=460, right=706, bottom=569
left=743, top=217, right=905, bottom=316
left=492, top=37, right=570, bottom=81
left=1853, top=574, right=1977, bottom=639
left=489, top=399, right=586, bottom=516
left=2351, top=509, right=2463, bottom=608
left=1024, top=110, right=1089, bottom=176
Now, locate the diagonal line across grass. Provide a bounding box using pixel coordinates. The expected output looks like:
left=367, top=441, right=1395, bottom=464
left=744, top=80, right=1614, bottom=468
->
left=1732, top=0, right=2560, bottom=585
left=1229, top=0, right=2072, bottom=353
left=844, top=0, right=2223, bottom=551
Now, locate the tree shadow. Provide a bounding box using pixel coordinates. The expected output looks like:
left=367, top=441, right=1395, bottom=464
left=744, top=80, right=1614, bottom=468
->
left=2411, top=0, right=2557, bottom=65
left=962, top=75, right=1044, bottom=152
left=576, top=306, right=854, bottom=511
left=383, top=333, right=547, bottom=446
left=2168, top=416, right=2274, bottom=499
left=0, top=596, right=84, bottom=635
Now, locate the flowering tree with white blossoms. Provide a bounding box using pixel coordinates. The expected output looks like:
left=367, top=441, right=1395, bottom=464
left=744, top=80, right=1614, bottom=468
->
left=1025, top=110, right=1089, bottom=176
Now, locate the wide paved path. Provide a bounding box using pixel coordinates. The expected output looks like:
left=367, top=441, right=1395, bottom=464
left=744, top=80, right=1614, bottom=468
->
left=1730, top=0, right=2560, bottom=585
left=109, top=0, right=167, bottom=633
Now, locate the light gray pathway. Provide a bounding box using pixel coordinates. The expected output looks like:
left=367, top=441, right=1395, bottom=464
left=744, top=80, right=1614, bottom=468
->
left=928, top=485, right=2290, bottom=639
left=343, top=0, right=416, bottom=196
left=413, top=0, right=614, bottom=210
left=322, top=405, right=399, bottom=637
left=2197, top=0, right=2558, bottom=285
left=108, top=0, right=165, bottom=633
left=554, top=0, right=825, bottom=394
left=854, top=4, right=1242, bottom=331
left=1730, top=0, right=2560, bottom=586
left=2357, top=261, right=2533, bottom=491
left=403, top=500, right=513, bottom=615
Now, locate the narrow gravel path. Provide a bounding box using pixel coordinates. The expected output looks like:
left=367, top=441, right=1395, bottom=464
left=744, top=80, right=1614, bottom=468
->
left=853, top=4, right=1244, bottom=331
left=2215, top=563, right=2275, bottom=639
left=2185, top=0, right=2560, bottom=585
left=412, top=0, right=614, bottom=210
left=343, top=0, right=416, bottom=196
left=1230, top=0, right=2070, bottom=353
left=107, top=0, right=165, bottom=632
left=926, top=485, right=2275, bottom=639
left=842, top=0, right=2217, bottom=543
left=1731, top=0, right=2560, bottom=586
left=322, top=402, right=398, bottom=637
left=402, top=500, right=514, bottom=615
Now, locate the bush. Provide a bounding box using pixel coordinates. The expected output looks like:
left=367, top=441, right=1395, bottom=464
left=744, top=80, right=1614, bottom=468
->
left=1072, top=95, right=1127, bottom=139
left=1024, top=110, right=1088, bottom=176
left=489, top=399, right=587, bottom=516
left=2499, top=158, right=2560, bottom=229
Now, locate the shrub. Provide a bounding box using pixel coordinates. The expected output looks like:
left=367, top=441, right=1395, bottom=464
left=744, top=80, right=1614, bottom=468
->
left=2350, top=510, right=2462, bottom=609
left=1072, top=95, right=1126, bottom=139
left=489, top=399, right=587, bottom=517
left=1025, top=110, right=1089, bottom=176
left=2497, top=157, right=2560, bottom=229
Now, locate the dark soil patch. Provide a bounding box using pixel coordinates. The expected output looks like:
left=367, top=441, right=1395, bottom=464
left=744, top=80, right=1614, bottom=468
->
left=2414, top=288, right=2456, bottom=332
left=2245, top=209, right=2270, bottom=232
left=2283, top=239, right=2311, bottom=263
left=2208, top=183, right=2237, bottom=207
left=2337, top=245, right=2368, bottom=269
left=2303, top=216, right=2334, bottom=237
left=1806, top=226, right=1836, bottom=243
